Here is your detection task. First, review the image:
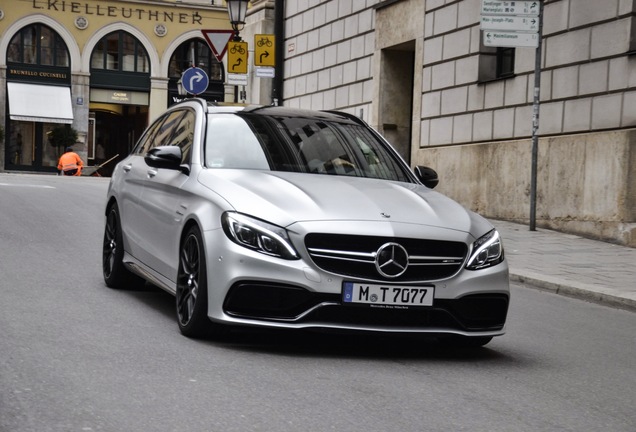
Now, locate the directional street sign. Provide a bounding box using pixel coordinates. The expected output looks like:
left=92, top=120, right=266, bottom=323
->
left=227, top=73, right=248, bottom=86
left=201, top=29, right=235, bottom=62
left=227, top=41, right=248, bottom=75
left=481, top=0, right=540, bottom=17
left=181, top=67, right=209, bottom=95
left=254, top=34, right=275, bottom=67
left=483, top=30, right=539, bottom=48
left=256, top=67, right=275, bottom=78
left=481, top=15, right=539, bottom=32
left=480, top=0, right=541, bottom=48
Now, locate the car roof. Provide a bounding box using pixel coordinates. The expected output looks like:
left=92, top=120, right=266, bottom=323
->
left=166, top=98, right=366, bottom=125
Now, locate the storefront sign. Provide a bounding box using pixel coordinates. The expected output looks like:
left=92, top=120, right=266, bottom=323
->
left=8, top=66, right=70, bottom=84
left=31, top=1, right=204, bottom=24
left=90, top=88, right=149, bottom=105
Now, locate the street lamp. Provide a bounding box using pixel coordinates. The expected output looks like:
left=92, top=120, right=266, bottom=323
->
left=177, top=77, right=186, bottom=96
left=226, top=0, right=249, bottom=41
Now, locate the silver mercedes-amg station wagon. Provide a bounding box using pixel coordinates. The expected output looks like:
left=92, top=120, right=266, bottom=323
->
left=103, top=99, right=509, bottom=347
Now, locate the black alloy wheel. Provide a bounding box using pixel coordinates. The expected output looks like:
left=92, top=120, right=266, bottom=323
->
left=176, top=225, right=212, bottom=337
left=103, top=203, right=139, bottom=288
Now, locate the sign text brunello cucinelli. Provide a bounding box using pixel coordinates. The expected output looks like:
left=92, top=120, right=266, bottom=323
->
left=9, top=69, right=68, bottom=80
left=31, top=0, right=204, bottom=24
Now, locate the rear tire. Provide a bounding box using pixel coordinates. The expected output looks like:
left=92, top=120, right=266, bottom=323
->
left=176, top=225, right=213, bottom=338
left=102, top=203, right=142, bottom=288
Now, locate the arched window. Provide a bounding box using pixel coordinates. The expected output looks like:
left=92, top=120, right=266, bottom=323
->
left=90, top=31, right=150, bottom=91
left=91, top=31, right=149, bottom=73
left=168, top=39, right=224, bottom=102
left=169, top=39, right=223, bottom=82
left=7, top=24, right=69, bottom=67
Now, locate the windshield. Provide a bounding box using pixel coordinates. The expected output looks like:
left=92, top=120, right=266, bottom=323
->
left=204, top=112, right=411, bottom=182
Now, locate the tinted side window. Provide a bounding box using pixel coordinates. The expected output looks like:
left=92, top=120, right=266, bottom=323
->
left=170, top=110, right=195, bottom=164
left=133, top=117, right=163, bottom=156
left=152, top=110, right=186, bottom=149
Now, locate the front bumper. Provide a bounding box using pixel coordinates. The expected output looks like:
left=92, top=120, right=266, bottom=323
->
left=203, top=226, right=510, bottom=337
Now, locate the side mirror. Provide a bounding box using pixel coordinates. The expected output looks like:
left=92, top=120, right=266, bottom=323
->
left=145, top=146, right=188, bottom=174
left=414, top=165, right=439, bottom=189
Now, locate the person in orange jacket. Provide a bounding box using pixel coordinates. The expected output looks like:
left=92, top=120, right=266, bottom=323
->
left=57, top=146, right=84, bottom=176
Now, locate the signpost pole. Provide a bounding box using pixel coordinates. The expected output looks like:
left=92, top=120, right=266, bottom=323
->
left=529, top=0, right=544, bottom=231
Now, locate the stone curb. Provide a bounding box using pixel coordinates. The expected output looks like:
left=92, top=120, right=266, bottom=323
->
left=510, top=270, right=636, bottom=313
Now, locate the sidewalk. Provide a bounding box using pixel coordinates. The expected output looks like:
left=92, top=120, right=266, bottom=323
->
left=493, top=220, right=636, bottom=312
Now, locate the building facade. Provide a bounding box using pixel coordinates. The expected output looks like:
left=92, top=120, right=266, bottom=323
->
left=244, top=0, right=635, bottom=246
left=0, top=0, right=233, bottom=176
left=2, top=0, right=634, bottom=246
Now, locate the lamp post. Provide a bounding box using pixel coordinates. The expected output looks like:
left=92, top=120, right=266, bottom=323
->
left=177, top=77, right=186, bottom=97
left=226, top=0, right=249, bottom=41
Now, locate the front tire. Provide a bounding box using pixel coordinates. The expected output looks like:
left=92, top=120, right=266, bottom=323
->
left=103, top=203, right=141, bottom=288
left=176, top=225, right=212, bottom=338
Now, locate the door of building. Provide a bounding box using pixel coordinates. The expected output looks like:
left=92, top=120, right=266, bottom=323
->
left=91, top=105, right=147, bottom=176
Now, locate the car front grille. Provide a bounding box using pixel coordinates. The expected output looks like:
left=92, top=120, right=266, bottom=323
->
left=304, top=233, right=468, bottom=282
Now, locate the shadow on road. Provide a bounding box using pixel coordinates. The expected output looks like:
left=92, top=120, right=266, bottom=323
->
left=112, top=281, right=517, bottom=363
left=211, top=328, right=515, bottom=362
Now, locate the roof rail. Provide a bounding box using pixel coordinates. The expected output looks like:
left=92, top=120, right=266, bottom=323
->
left=322, top=110, right=366, bottom=126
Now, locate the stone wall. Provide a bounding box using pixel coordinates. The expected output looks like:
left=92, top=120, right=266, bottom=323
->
left=283, top=0, right=377, bottom=121
left=420, top=0, right=636, bottom=147
left=416, top=130, right=636, bottom=247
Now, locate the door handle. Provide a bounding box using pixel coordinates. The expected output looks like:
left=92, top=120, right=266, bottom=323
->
left=122, top=164, right=132, bottom=173
left=147, top=169, right=157, bottom=178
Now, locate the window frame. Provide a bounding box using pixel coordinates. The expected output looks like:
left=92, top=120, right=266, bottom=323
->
left=7, top=24, right=69, bottom=67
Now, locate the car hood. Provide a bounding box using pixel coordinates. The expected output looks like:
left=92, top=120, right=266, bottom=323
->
left=198, top=170, right=491, bottom=236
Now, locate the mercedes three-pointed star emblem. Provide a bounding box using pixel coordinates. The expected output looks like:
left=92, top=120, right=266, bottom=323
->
left=375, top=242, right=409, bottom=278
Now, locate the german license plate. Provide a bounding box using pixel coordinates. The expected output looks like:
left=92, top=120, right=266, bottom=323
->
left=342, top=282, right=434, bottom=307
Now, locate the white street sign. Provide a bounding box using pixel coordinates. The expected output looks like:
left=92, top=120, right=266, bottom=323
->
left=483, top=30, right=539, bottom=48
left=227, top=73, right=248, bottom=86
left=481, top=0, right=540, bottom=17
left=481, top=15, right=539, bottom=32
left=255, top=67, right=275, bottom=78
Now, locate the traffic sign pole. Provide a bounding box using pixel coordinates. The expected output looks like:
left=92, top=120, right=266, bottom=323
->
left=480, top=0, right=543, bottom=231
left=529, top=0, right=544, bottom=231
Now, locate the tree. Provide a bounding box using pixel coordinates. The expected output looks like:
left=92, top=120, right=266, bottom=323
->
left=48, top=125, right=78, bottom=149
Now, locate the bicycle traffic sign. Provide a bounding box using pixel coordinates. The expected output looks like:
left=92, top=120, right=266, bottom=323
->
left=254, top=34, right=275, bottom=67
left=227, top=41, right=248, bottom=74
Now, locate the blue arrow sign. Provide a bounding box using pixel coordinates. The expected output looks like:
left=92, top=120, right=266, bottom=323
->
left=181, top=67, right=209, bottom=95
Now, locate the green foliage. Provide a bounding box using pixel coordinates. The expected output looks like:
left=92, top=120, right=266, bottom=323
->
left=48, top=125, right=78, bottom=148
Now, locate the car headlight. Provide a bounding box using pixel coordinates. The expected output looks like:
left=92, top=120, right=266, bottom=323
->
left=466, top=229, right=504, bottom=270
left=222, top=212, right=300, bottom=260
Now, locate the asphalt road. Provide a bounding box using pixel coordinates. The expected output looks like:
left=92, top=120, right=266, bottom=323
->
left=1, top=173, right=635, bottom=432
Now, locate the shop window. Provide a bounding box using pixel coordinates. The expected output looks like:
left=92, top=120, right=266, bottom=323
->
left=91, top=31, right=149, bottom=74
left=7, top=24, right=69, bottom=67
left=168, top=39, right=224, bottom=82
left=167, top=39, right=225, bottom=102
